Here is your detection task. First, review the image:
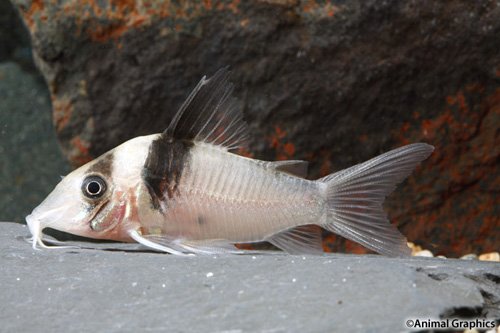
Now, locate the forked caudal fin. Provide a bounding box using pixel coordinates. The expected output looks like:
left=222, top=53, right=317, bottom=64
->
left=319, top=143, right=434, bottom=257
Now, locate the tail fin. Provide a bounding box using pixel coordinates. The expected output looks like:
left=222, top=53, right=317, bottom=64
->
left=319, top=143, right=434, bottom=257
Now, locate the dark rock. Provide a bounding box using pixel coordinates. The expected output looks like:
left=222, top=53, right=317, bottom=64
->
left=0, top=62, right=71, bottom=222
left=0, top=0, right=39, bottom=73
left=1, top=222, right=499, bottom=332
left=0, top=0, right=28, bottom=61
left=8, top=0, right=500, bottom=256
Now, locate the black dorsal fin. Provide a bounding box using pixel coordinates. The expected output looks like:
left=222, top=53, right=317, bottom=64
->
left=164, top=67, right=250, bottom=150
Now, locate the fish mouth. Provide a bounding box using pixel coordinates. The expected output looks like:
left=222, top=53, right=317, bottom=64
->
left=25, top=199, right=115, bottom=250
left=25, top=204, right=68, bottom=248
left=25, top=213, right=79, bottom=250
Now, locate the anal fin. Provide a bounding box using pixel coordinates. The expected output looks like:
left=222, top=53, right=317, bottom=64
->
left=266, top=225, right=324, bottom=255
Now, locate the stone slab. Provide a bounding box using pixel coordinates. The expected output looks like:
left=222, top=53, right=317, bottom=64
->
left=0, top=222, right=498, bottom=332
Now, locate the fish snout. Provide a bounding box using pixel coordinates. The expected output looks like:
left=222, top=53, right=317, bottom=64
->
left=25, top=214, right=42, bottom=249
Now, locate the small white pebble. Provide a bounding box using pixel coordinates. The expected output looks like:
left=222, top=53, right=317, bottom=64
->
left=302, top=257, right=306, bottom=260
left=485, top=327, right=500, bottom=333
left=479, top=252, right=500, bottom=262
left=16, top=278, right=20, bottom=281
left=132, top=282, right=137, bottom=287
left=414, top=250, right=434, bottom=257
left=252, top=256, right=256, bottom=259
left=48, top=288, right=51, bottom=291
left=412, top=283, right=417, bottom=288
left=464, top=329, right=479, bottom=333
left=162, top=284, right=166, bottom=288
left=162, top=267, right=165, bottom=270
left=460, top=253, right=478, bottom=260
left=206, top=272, right=214, bottom=278
left=342, top=278, right=346, bottom=282
left=238, top=290, right=244, bottom=295
left=292, top=278, right=296, bottom=283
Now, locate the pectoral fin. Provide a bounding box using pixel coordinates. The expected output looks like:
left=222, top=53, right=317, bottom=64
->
left=128, top=230, right=189, bottom=256
left=128, top=230, right=241, bottom=255
left=177, top=239, right=243, bottom=255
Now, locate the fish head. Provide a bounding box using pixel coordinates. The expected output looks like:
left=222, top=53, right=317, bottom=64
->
left=26, top=151, right=129, bottom=247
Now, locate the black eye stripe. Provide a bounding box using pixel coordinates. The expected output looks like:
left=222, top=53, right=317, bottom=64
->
left=82, top=175, right=107, bottom=199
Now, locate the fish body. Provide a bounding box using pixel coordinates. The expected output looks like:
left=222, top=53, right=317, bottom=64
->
left=26, top=68, right=434, bottom=256
left=151, top=141, right=324, bottom=242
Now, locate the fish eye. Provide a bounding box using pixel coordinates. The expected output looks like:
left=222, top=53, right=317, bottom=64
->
left=82, top=175, right=107, bottom=199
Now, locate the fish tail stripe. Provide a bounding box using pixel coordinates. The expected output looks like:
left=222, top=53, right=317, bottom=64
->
left=319, top=143, right=434, bottom=257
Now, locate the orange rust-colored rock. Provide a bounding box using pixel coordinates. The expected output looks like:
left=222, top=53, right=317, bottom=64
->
left=265, top=126, right=296, bottom=161
left=389, top=85, right=500, bottom=257
left=52, top=95, right=73, bottom=132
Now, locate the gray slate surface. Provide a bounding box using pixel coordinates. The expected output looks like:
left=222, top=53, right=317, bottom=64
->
left=1, top=222, right=499, bottom=332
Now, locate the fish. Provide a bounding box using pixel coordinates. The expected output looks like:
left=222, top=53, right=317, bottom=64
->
left=25, top=68, right=434, bottom=256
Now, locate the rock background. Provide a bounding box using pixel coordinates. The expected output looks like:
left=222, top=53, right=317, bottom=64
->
left=3, top=0, right=500, bottom=256
left=0, top=0, right=71, bottom=223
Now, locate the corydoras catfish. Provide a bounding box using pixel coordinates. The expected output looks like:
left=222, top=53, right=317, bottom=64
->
left=26, top=68, right=434, bottom=256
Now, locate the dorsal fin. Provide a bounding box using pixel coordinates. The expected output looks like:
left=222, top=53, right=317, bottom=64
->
left=164, top=67, right=250, bottom=150
left=268, top=160, right=309, bottom=178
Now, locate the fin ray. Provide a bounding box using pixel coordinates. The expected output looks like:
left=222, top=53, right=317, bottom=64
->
left=267, top=225, right=324, bottom=255
left=164, top=67, right=250, bottom=150
left=319, top=143, right=434, bottom=257
left=129, top=230, right=241, bottom=255
left=179, top=239, right=243, bottom=255
left=129, top=230, right=189, bottom=256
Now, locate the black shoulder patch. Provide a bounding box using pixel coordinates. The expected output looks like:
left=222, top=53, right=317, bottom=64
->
left=141, top=136, right=193, bottom=211
left=87, top=152, right=114, bottom=178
